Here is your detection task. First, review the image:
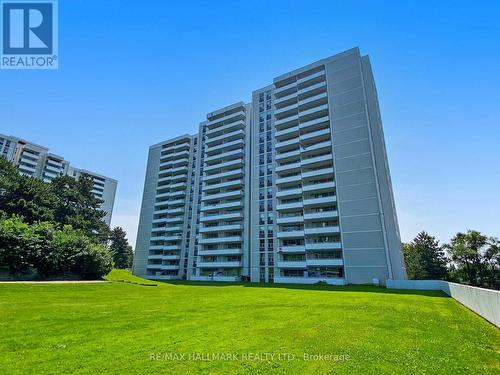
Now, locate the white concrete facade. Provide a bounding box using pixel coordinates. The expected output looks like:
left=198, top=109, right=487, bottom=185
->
left=133, top=47, right=406, bottom=284
left=0, top=134, right=117, bottom=226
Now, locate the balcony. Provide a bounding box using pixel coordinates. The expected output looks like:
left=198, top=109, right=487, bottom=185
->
left=163, top=245, right=182, bottom=251
left=305, top=242, right=342, bottom=251
left=306, top=258, right=343, bottom=267
left=304, top=210, right=339, bottom=220
left=206, top=110, right=245, bottom=129
left=202, top=179, right=243, bottom=192
left=197, top=261, right=242, bottom=268
left=275, top=114, right=299, bottom=128
left=300, top=128, right=331, bottom=143
left=277, top=245, right=306, bottom=253
left=201, top=200, right=243, bottom=212
left=302, top=181, right=336, bottom=193
left=275, top=137, right=299, bottom=150
left=302, top=167, right=334, bottom=179
left=299, top=92, right=328, bottom=110
left=200, top=224, right=243, bottom=233
left=301, top=140, right=332, bottom=156
left=160, top=149, right=190, bottom=160
left=204, top=158, right=243, bottom=172
left=299, top=115, right=330, bottom=132
left=206, top=119, right=244, bottom=136
left=203, top=168, right=244, bottom=182
left=274, top=91, right=298, bottom=106
left=202, top=190, right=243, bottom=202
left=274, top=276, right=346, bottom=285
left=304, top=226, right=340, bottom=235
left=205, top=139, right=245, bottom=155
left=277, top=230, right=305, bottom=239
left=206, top=129, right=245, bottom=146
left=275, top=149, right=300, bottom=162
left=44, top=164, right=61, bottom=173
left=160, top=264, right=180, bottom=271
left=200, top=212, right=243, bottom=222
left=275, top=125, right=299, bottom=139
left=297, top=80, right=327, bottom=97
left=163, top=225, right=183, bottom=233
left=162, top=141, right=190, bottom=153
left=276, top=201, right=303, bottom=211
left=276, top=215, right=303, bottom=224
left=169, top=182, right=187, bottom=190
left=152, top=235, right=182, bottom=242
left=197, top=248, right=242, bottom=256
left=275, top=102, right=298, bottom=117
left=148, top=245, right=164, bottom=251
left=151, top=227, right=166, bottom=233
left=277, top=261, right=307, bottom=269
left=276, top=187, right=302, bottom=198
left=164, top=199, right=185, bottom=206
left=297, top=70, right=326, bottom=86
left=190, top=275, right=240, bottom=282
left=168, top=166, right=189, bottom=175
left=275, top=174, right=301, bottom=186
left=148, top=254, right=181, bottom=261
left=199, top=236, right=242, bottom=244
left=205, top=149, right=243, bottom=163
left=159, top=157, right=189, bottom=169
left=274, top=80, right=297, bottom=96
left=303, top=196, right=336, bottom=206
left=276, top=161, right=301, bottom=173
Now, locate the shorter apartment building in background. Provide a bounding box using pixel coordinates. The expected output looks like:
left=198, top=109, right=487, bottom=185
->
left=0, top=134, right=117, bottom=226
left=134, top=47, right=407, bottom=285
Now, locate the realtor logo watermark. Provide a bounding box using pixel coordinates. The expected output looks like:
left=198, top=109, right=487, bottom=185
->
left=0, top=0, right=58, bottom=69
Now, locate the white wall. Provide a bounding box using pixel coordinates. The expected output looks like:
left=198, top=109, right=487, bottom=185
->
left=386, top=279, right=500, bottom=328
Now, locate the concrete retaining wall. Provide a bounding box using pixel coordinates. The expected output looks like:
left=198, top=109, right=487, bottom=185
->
left=386, top=279, right=500, bottom=328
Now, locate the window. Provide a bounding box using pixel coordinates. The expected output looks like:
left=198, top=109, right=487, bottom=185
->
left=267, top=200, right=273, bottom=211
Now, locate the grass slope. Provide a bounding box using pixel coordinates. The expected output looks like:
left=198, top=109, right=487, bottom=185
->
left=0, top=270, right=498, bottom=374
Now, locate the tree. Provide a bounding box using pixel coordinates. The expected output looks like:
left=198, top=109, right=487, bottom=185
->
left=0, top=158, right=57, bottom=224
left=50, top=175, right=110, bottom=243
left=0, top=217, right=37, bottom=276
left=0, top=217, right=114, bottom=279
left=446, top=230, right=488, bottom=287
left=483, top=237, right=500, bottom=289
left=109, top=227, right=133, bottom=269
left=403, top=231, right=448, bottom=280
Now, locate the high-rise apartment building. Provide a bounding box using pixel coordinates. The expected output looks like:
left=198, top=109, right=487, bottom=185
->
left=0, top=134, right=117, bottom=226
left=134, top=47, right=406, bottom=284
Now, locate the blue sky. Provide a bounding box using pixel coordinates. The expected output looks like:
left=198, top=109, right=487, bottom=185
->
left=2, top=0, right=499, bottom=246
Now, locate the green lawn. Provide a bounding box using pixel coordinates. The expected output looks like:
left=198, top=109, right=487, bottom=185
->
left=0, top=270, right=498, bottom=374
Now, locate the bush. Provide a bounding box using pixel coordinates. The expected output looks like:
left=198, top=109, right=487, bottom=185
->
left=73, top=243, right=114, bottom=279
left=0, top=217, right=37, bottom=276
left=0, top=217, right=114, bottom=279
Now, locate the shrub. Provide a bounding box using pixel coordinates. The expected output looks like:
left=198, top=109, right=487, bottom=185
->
left=0, top=217, right=114, bottom=279
left=73, top=243, right=114, bottom=279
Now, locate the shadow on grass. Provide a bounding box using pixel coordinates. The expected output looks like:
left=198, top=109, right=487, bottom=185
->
left=153, top=279, right=448, bottom=298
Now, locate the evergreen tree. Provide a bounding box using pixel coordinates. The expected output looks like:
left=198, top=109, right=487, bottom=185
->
left=403, top=231, right=448, bottom=280
left=109, top=227, right=133, bottom=269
